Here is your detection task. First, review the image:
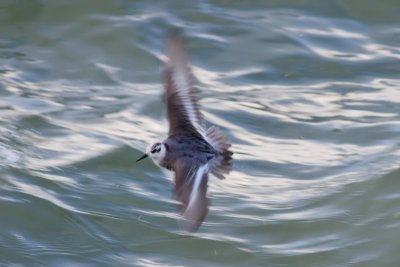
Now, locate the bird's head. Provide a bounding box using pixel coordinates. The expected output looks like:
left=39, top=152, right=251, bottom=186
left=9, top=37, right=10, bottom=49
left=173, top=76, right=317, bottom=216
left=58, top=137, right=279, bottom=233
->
left=136, top=142, right=167, bottom=164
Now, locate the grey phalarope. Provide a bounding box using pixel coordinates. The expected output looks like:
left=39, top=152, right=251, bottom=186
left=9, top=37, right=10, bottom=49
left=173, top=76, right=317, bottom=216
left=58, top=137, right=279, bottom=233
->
left=137, top=30, right=233, bottom=232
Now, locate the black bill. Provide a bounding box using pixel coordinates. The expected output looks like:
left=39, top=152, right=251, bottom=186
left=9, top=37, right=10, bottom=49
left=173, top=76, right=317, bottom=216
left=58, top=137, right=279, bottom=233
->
left=136, top=154, right=148, bottom=162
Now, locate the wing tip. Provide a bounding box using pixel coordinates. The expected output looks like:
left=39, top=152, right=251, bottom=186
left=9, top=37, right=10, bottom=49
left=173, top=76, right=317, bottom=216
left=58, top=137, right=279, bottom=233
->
left=167, top=27, right=184, bottom=40
left=165, top=27, right=188, bottom=74
left=166, top=27, right=186, bottom=59
left=181, top=197, right=209, bottom=232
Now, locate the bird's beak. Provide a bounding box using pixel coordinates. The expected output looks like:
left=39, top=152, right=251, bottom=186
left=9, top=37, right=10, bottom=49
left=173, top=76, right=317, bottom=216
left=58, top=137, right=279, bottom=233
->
left=136, top=153, right=148, bottom=162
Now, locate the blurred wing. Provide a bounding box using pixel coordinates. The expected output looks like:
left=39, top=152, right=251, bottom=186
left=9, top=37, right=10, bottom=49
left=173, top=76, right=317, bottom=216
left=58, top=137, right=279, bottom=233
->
left=164, top=30, right=205, bottom=138
left=174, top=160, right=209, bottom=232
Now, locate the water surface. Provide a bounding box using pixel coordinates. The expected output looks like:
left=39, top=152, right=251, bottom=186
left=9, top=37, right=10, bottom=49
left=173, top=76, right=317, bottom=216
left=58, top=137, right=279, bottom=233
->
left=1, top=1, right=400, bottom=266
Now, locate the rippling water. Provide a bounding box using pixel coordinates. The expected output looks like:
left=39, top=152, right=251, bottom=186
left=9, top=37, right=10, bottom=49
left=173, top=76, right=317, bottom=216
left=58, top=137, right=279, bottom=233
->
left=1, top=1, right=400, bottom=266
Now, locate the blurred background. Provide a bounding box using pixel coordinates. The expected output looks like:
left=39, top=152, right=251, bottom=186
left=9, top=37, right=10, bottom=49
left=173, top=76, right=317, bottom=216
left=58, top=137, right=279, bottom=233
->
left=1, top=0, right=400, bottom=266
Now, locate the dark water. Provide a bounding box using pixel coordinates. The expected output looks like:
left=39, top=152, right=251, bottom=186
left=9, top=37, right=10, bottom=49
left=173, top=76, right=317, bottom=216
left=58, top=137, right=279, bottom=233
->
left=1, top=1, right=400, bottom=266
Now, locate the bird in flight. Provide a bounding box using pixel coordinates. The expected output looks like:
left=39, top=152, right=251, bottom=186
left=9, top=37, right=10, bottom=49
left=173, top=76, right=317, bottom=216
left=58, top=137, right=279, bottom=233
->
left=136, top=30, right=233, bottom=232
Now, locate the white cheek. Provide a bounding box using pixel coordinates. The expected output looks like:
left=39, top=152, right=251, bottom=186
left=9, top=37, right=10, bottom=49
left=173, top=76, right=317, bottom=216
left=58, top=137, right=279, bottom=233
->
left=150, top=151, right=162, bottom=163
left=155, top=150, right=166, bottom=163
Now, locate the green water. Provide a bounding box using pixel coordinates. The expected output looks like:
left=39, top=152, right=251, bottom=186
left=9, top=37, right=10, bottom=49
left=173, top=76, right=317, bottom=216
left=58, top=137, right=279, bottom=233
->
left=1, top=1, right=400, bottom=266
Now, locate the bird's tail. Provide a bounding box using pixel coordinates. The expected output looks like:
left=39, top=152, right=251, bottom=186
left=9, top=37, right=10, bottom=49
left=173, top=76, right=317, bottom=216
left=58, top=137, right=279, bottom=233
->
left=206, top=126, right=233, bottom=179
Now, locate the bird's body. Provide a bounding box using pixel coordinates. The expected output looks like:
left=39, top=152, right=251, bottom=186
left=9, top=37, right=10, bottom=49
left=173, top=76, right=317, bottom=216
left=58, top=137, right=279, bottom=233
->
left=160, top=134, right=215, bottom=169
left=137, top=30, right=233, bottom=232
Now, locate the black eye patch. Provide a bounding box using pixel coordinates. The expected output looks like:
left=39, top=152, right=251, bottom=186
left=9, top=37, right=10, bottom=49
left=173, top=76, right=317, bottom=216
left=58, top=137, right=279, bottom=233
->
left=151, top=147, right=161, bottom=154
left=151, top=143, right=161, bottom=150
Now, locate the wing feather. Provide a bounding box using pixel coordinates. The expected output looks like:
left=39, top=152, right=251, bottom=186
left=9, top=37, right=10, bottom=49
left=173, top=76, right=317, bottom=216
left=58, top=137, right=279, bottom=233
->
left=164, top=30, right=205, bottom=138
left=174, top=160, right=208, bottom=232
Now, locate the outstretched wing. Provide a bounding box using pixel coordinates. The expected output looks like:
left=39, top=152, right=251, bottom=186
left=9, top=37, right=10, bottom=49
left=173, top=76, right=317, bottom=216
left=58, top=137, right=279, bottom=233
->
left=174, top=160, right=209, bottom=232
left=164, top=30, right=205, bottom=138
